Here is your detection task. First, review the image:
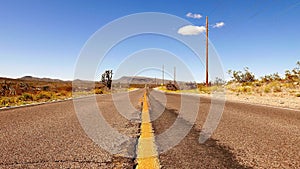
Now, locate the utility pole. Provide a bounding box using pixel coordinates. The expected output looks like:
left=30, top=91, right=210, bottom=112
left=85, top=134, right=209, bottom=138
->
left=206, top=16, right=209, bottom=87
left=162, top=64, right=164, bottom=85
left=174, top=66, right=176, bottom=83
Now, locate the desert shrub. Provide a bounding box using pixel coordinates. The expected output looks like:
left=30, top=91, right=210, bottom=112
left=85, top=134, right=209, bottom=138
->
left=284, top=61, right=300, bottom=82
left=261, top=81, right=282, bottom=93
left=0, top=99, right=3, bottom=106
left=198, top=85, right=211, bottom=94
left=237, top=86, right=252, bottom=93
left=213, top=77, right=226, bottom=86
left=264, top=86, right=271, bottom=93
left=241, top=82, right=255, bottom=86
left=273, top=86, right=282, bottom=92
left=42, top=86, right=50, bottom=91
left=94, top=89, right=103, bottom=94
left=0, top=98, right=6, bottom=106
left=228, top=67, right=256, bottom=83
left=267, top=81, right=282, bottom=92
left=227, top=87, right=236, bottom=92
left=57, top=85, right=72, bottom=92
left=20, top=93, right=33, bottom=101
left=283, top=83, right=295, bottom=89
left=261, top=73, right=282, bottom=82
left=64, top=86, right=73, bottom=92
left=254, top=87, right=262, bottom=93
left=253, top=81, right=262, bottom=87
left=198, top=85, right=222, bottom=94
left=56, top=91, right=72, bottom=97
left=0, top=97, right=13, bottom=107
left=36, top=91, right=54, bottom=100
left=296, top=93, right=300, bottom=97
left=10, top=97, right=18, bottom=104
left=55, top=92, right=62, bottom=97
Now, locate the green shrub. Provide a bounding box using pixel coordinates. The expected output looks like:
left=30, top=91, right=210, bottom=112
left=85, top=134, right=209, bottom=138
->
left=36, top=91, right=53, bottom=100
left=21, top=93, right=33, bottom=101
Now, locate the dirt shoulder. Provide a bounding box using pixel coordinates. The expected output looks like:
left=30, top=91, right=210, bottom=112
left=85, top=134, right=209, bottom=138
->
left=155, top=87, right=300, bottom=110
left=222, top=91, right=300, bottom=110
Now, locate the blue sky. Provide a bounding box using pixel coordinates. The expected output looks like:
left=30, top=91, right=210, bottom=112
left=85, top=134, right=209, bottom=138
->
left=0, top=0, right=300, bottom=82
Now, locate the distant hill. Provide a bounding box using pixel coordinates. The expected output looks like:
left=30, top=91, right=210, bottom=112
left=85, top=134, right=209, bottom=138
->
left=0, top=75, right=188, bottom=85
left=18, top=76, right=65, bottom=83
left=113, top=76, right=178, bottom=84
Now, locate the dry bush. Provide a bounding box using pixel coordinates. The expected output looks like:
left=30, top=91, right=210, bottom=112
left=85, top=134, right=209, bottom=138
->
left=237, top=86, right=252, bottom=93
left=227, top=67, right=256, bottom=83
left=36, top=91, right=55, bottom=100
left=94, top=89, right=104, bottom=94
left=19, top=93, right=33, bottom=101
left=264, top=86, right=271, bottom=93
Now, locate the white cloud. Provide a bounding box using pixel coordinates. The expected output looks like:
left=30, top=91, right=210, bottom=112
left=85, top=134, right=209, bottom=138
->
left=213, top=22, right=225, bottom=28
left=177, top=25, right=206, bottom=35
left=186, top=12, right=202, bottom=19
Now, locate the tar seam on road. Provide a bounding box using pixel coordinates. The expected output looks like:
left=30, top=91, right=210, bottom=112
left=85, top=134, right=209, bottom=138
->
left=136, top=90, right=160, bottom=169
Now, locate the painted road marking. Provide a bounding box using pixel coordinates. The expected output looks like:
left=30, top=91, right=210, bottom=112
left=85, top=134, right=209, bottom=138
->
left=136, top=91, right=160, bottom=169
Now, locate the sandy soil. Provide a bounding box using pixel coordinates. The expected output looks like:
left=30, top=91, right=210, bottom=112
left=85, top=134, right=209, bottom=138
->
left=216, top=91, right=300, bottom=110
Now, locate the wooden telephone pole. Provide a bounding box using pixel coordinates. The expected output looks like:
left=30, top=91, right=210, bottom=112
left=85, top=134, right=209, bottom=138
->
left=206, top=16, right=209, bottom=87
left=162, top=64, right=164, bottom=85
left=174, top=66, right=176, bottom=82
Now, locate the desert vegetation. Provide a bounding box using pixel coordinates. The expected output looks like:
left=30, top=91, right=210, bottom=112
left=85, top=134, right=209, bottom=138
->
left=0, top=76, right=105, bottom=108
left=225, top=61, right=300, bottom=97
left=159, top=61, right=300, bottom=99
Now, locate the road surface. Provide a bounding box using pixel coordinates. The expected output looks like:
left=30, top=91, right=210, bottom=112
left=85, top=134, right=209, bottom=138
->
left=0, top=90, right=143, bottom=168
left=149, top=90, right=300, bottom=168
left=0, top=89, right=299, bottom=168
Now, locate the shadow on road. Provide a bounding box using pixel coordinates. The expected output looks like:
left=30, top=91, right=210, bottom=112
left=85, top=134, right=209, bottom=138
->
left=150, top=95, right=251, bottom=169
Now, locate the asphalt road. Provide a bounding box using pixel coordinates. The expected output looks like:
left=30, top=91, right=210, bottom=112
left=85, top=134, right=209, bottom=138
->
left=0, top=90, right=143, bottom=168
left=149, top=90, right=300, bottom=169
left=0, top=89, right=299, bottom=168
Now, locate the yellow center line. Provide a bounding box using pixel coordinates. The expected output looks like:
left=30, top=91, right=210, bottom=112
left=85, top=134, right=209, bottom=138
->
left=136, top=91, right=160, bottom=169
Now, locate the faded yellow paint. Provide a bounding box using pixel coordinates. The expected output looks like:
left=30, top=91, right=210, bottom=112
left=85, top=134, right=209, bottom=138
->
left=136, top=90, right=160, bottom=169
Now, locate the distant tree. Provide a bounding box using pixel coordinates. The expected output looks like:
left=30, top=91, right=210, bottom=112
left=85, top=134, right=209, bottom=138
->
left=101, top=70, right=113, bottom=89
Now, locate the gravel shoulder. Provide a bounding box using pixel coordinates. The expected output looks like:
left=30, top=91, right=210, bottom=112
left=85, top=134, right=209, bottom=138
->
left=222, top=91, right=300, bottom=110
left=155, top=88, right=300, bottom=110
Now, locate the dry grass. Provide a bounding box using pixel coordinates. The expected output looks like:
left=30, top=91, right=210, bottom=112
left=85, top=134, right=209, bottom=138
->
left=226, top=80, right=300, bottom=95
left=0, top=78, right=108, bottom=108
